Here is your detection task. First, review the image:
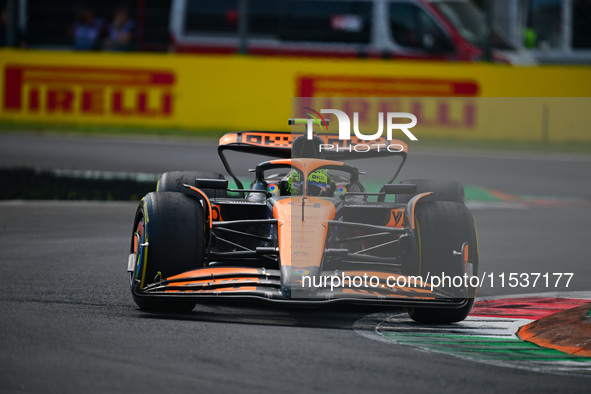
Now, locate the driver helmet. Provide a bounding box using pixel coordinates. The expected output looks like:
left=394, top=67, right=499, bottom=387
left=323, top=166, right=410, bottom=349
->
left=286, top=169, right=334, bottom=197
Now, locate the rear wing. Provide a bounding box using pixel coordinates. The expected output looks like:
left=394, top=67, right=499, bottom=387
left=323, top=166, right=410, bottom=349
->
left=218, top=130, right=408, bottom=189
left=218, top=131, right=408, bottom=160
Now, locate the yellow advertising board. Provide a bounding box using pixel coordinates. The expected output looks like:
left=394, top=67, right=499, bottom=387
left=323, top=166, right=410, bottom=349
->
left=293, top=97, right=591, bottom=143
left=1, top=49, right=590, bottom=142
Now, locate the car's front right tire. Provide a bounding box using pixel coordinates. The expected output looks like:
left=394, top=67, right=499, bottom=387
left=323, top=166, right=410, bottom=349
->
left=406, top=201, right=478, bottom=324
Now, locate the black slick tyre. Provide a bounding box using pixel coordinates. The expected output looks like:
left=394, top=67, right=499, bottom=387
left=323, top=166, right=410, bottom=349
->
left=406, top=201, right=478, bottom=324
left=130, top=191, right=204, bottom=312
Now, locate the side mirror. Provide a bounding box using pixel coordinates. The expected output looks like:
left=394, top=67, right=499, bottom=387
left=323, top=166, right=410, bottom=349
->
left=195, top=178, right=228, bottom=190
left=383, top=184, right=417, bottom=195
left=422, top=32, right=454, bottom=53
left=422, top=33, right=436, bottom=52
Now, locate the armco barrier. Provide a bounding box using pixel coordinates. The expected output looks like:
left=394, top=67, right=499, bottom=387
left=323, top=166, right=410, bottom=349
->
left=1, top=49, right=590, bottom=142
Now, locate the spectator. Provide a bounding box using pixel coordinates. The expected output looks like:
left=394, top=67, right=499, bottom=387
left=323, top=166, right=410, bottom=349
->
left=0, top=7, right=7, bottom=47
left=104, top=7, right=135, bottom=51
left=71, top=5, right=105, bottom=50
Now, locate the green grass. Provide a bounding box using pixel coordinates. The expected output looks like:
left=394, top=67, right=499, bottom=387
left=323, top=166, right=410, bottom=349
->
left=409, top=137, right=591, bottom=155
left=0, top=168, right=156, bottom=201
left=0, top=121, right=228, bottom=140
left=2, top=120, right=591, bottom=154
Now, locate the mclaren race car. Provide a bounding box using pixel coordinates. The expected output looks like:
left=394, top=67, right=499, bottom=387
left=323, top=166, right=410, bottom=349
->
left=128, top=119, right=479, bottom=323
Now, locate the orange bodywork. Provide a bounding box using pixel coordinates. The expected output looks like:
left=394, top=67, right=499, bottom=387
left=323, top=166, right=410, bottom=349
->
left=269, top=158, right=341, bottom=271
left=169, top=267, right=260, bottom=280
left=273, top=197, right=335, bottom=270
left=188, top=185, right=213, bottom=228
left=268, top=158, right=343, bottom=173
left=385, top=209, right=405, bottom=228
left=164, top=267, right=263, bottom=292
left=342, top=271, right=437, bottom=296
left=165, top=286, right=257, bottom=293
left=409, top=192, right=433, bottom=229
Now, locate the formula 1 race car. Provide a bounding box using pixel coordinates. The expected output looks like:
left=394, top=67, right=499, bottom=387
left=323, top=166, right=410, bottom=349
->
left=128, top=119, right=479, bottom=323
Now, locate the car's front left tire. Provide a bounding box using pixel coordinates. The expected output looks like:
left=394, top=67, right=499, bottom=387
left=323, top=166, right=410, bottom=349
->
left=129, top=191, right=204, bottom=312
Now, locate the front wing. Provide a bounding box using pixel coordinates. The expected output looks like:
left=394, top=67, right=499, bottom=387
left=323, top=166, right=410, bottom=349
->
left=133, top=266, right=471, bottom=309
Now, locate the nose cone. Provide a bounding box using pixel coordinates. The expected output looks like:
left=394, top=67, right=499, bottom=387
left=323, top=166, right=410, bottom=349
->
left=273, top=197, right=336, bottom=299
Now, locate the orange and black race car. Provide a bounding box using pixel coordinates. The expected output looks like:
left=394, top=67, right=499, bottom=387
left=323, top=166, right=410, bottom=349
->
left=127, top=119, right=479, bottom=323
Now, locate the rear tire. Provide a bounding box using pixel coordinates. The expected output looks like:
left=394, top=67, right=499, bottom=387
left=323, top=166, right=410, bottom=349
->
left=395, top=179, right=465, bottom=204
left=130, top=192, right=204, bottom=312
left=406, top=201, right=478, bottom=324
left=157, top=171, right=227, bottom=198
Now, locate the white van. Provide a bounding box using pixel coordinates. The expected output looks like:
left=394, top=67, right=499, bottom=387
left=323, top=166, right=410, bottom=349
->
left=169, top=0, right=535, bottom=64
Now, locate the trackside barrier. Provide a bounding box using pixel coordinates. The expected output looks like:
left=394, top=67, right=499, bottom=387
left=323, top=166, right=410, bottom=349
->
left=1, top=49, right=590, bottom=142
